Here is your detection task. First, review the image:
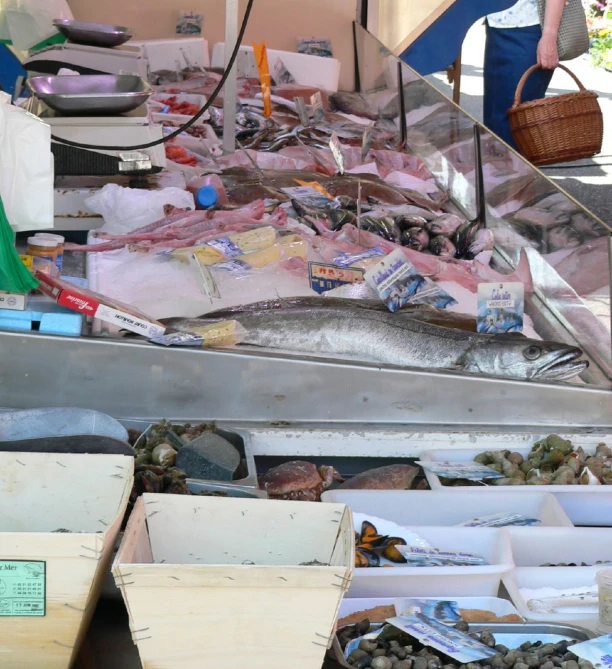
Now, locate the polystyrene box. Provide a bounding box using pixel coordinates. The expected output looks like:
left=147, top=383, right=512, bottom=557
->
left=347, top=526, right=513, bottom=599
left=321, top=490, right=573, bottom=527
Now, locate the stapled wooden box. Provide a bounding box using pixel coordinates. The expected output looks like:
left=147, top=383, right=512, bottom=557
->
left=113, top=494, right=354, bottom=669
left=0, top=452, right=133, bottom=669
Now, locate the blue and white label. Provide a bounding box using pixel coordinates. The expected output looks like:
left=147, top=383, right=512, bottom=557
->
left=205, top=238, right=243, bottom=258
left=333, top=248, right=385, bottom=268
left=365, top=249, right=457, bottom=312
left=570, top=635, right=612, bottom=667
left=417, top=461, right=505, bottom=480
left=477, top=282, right=524, bottom=334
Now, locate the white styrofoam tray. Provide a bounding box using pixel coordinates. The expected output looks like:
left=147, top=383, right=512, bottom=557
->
left=131, top=37, right=210, bottom=72
left=348, top=526, right=513, bottom=599
left=508, top=526, right=612, bottom=567
left=211, top=42, right=340, bottom=92
left=503, top=567, right=600, bottom=624
left=338, top=596, right=522, bottom=623
left=419, top=443, right=612, bottom=526
left=321, top=490, right=573, bottom=527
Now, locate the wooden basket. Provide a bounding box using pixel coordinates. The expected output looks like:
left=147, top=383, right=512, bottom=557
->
left=508, top=64, right=603, bottom=166
left=114, top=494, right=354, bottom=669
left=0, top=452, right=133, bottom=669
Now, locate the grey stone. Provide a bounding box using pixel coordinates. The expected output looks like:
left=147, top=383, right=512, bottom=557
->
left=175, top=432, right=240, bottom=481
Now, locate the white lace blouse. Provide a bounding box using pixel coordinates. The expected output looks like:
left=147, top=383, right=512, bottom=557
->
left=488, top=0, right=540, bottom=28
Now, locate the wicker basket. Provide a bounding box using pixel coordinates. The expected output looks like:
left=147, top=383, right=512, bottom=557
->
left=508, top=64, right=603, bottom=166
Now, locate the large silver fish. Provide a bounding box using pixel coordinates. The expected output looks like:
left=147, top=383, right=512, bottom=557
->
left=164, top=306, right=587, bottom=382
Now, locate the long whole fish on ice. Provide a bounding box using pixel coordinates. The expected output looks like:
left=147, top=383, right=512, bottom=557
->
left=163, top=305, right=587, bottom=382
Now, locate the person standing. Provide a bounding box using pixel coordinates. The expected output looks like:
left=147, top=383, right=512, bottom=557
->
left=483, top=0, right=566, bottom=149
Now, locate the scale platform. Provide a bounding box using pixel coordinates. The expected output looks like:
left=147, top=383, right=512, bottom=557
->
left=24, top=42, right=149, bottom=79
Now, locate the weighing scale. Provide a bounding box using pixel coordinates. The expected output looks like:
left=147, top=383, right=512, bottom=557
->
left=24, top=42, right=150, bottom=79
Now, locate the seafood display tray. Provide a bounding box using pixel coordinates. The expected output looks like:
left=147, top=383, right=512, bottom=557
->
left=419, top=443, right=612, bottom=526
left=321, top=490, right=573, bottom=527
left=331, top=623, right=594, bottom=668
left=135, top=424, right=258, bottom=488
left=503, top=566, right=602, bottom=624
left=338, top=596, right=523, bottom=623
left=347, top=526, right=513, bottom=599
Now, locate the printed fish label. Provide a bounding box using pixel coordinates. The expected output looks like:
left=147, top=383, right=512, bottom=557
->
left=333, top=248, right=385, bottom=268
left=387, top=613, right=496, bottom=662
left=477, top=282, right=524, bottom=334
left=309, top=262, right=364, bottom=294
left=397, top=546, right=488, bottom=566
left=364, top=249, right=457, bottom=312
left=569, top=635, right=612, bottom=667
left=416, top=461, right=505, bottom=480
left=457, top=512, right=541, bottom=527
left=395, top=599, right=461, bottom=622
left=0, top=561, right=45, bottom=617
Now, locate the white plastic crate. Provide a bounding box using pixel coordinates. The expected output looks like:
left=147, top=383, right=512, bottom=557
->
left=420, top=445, right=612, bottom=526
left=321, top=490, right=573, bottom=527
left=338, top=596, right=522, bottom=623
left=347, top=526, right=513, bottom=599
left=503, top=567, right=600, bottom=624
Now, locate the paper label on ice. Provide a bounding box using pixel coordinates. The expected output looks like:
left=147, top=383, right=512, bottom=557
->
left=395, top=599, right=461, bottom=622
left=570, top=635, right=612, bottom=667
left=416, top=461, right=505, bottom=480
left=386, top=613, right=496, bottom=662
left=205, top=237, right=243, bottom=258
left=272, top=59, right=295, bottom=85
left=329, top=131, right=346, bottom=175
left=95, top=304, right=165, bottom=338
left=457, top=512, right=541, bottom=527
left=397, top=546, right=488, bottom=566
left=477, top=282, right=524, bottom=334
left=309, top=262, right=364, bottom=294
left=333, top=248, right=385, bottom=268
left=282, top=186, right=334, bottom=209
left=294, top=97, right=310, bottom=126
left=189, top=253, right=221, bottom=299
left=0, top=561, right=45, bottom=617
left=364, top=249, right=457, bottom=312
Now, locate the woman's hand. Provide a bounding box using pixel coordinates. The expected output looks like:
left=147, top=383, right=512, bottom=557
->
left=537, top=31, right=560, bottom=69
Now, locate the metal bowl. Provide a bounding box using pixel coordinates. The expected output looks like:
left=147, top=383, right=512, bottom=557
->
left=53, top=19, right=133, bottom=48
left=27, top=74, right=152, bottom=115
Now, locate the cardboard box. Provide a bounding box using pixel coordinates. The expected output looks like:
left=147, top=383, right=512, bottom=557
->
left=35, top=271, right=166, bottom=338
left=0, top=291, right=29, bottom=311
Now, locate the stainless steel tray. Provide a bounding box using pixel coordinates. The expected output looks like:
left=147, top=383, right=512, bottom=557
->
left=26, top=75, right=152, bottom=115
left=333, top=622, right=594, bottom=668
left=53, top=19, right=133, bottom=48
left=134, top=424, right=258, bottom=488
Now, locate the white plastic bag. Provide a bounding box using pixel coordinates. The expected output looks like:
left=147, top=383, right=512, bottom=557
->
left=0, top=0, right=73, bottom=50
left=85, top=183, right=196, bottom=235
left=0, top=92, right=53, bottom=231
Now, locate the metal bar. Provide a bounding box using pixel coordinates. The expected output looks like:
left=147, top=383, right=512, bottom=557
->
left=608, top=233, right=612, bottom=365
left=398, top=61, right=407, bottom=146
left=356, top=0, right=369, bottom=28
left=473, top=124, right=486, bottom=228
left=222, top=0, right=238, bottom=155
left=352, top=22, right=362, bottom=93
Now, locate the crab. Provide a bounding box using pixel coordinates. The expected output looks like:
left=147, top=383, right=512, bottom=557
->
left=258, top=461, right=344, bottom=501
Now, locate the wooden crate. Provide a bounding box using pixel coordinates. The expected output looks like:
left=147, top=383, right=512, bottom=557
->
left=0, top=452, right=133, bottom=669
left=114, top=494, right=354, bottom=669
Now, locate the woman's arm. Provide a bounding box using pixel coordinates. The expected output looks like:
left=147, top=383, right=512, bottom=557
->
left=537, top=0, right=565, bottom=68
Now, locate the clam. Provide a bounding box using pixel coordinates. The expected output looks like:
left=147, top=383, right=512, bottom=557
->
left=152, top=443, right=177, bottom=468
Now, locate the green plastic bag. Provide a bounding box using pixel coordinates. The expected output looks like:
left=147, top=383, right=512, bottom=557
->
left=0, top=195, right=38, bottom=294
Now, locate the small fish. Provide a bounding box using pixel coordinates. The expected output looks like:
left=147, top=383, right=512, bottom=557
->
left=401, top=226, right=429, bottom=252
left=429, top=235, right=457, bottom=257
left=395, top=215, right=429, bottom=231
left=453, top=219, right=481, bottom=258
left=328, top=208, right=357, bottom=231
left=290, top=199, right=325, bottom=220
left=468, top=229, right=495, bottom=257
left=361, top=216, right=400, bottom=243
left=426, top=213, right=463, bottom=237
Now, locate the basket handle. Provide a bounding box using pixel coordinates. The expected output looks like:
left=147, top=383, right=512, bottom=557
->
left=512, top=64, right=586, bottom=108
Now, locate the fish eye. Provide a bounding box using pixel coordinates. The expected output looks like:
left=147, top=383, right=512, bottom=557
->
left=524, top=345, right=542, bottom=360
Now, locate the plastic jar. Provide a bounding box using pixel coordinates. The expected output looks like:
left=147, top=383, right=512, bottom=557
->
left=34, top=233, right=64, bottom=274
left=26, top=236, right=57, bottom=265
left=597, top=568, right=612, bottom=633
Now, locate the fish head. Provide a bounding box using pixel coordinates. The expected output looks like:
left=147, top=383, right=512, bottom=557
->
left=461, top=336, right=588, bottom=382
